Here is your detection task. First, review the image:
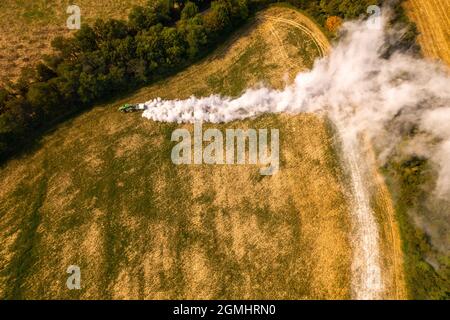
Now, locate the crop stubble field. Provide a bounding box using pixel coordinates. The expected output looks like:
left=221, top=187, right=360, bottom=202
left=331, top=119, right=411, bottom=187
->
left=0, top=5, right=407, bottom=299
left=404, top=0, right=450, bottom=65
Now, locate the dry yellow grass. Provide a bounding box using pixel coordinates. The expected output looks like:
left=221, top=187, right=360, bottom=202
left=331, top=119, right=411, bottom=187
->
left=404, top=0, right=450, bottom=66
left=0, top=0, right=147, bottom=85
left=0, top=5, right=408, bottom=300
left=363, top=139, right=407, bottom=300
left=0, top=6, right=357, bottom=299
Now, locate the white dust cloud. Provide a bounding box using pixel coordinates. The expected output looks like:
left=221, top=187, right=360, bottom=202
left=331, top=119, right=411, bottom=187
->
left=142, top=14, right=450, bottom=199
left=141, top=13, right=450, bottom=294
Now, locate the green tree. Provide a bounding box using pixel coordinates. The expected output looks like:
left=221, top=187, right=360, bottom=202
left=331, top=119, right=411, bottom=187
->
left=161, top=27, right=187, bottom=68
left=77, top=72, right=104, bottom=103
left=75, top=25, right=98, bottom=52
left=27, top=82, right=60, bottom=116
left=51, top=36, right=79, bottom=60
left=180, top=17, right=207, bottom=58
left=135, top=25, right=166, bottom=74
left=181, top=2, right=199, bottom=20
left=36, top=63, right=57, bottom=82
left=128, top=5, right=159, bottom=31
left=204, top=1, right=232, bottom=37
left=93, top=19, right=129, bottom=42
left=55, top=63, right=82, bottom=104
left=0, top=88, right=9, bottom=112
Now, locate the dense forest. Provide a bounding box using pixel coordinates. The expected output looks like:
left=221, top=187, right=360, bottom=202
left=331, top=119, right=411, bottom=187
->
left=0, top=0, right=416, bottom=161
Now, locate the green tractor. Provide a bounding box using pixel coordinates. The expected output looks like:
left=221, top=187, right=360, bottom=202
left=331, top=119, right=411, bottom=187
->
left=118, top=103, right=144, bottom=113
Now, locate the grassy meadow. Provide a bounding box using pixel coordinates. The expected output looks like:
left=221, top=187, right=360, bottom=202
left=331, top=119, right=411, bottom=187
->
left=0, top=6, right=357, bottom=299
left=0, top=0, right=147, bottom=85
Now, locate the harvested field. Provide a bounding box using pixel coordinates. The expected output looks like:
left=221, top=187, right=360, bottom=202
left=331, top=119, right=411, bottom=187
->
left=404, top=0, right=450, bottom=66
left=0, top=5, right=408, bottom=300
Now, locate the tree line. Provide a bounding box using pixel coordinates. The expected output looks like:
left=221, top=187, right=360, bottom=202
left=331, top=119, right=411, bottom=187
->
left=0, top=0, right=417, bottom=161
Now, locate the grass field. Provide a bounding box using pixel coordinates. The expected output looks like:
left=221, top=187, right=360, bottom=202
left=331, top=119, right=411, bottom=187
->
left=0, top=5, right=409, bottom=299
left=0, top=6, right=356, bottom=299
left=0, top=0, right=147, bottom=85
left=404, top=0, right=450, bottom=66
